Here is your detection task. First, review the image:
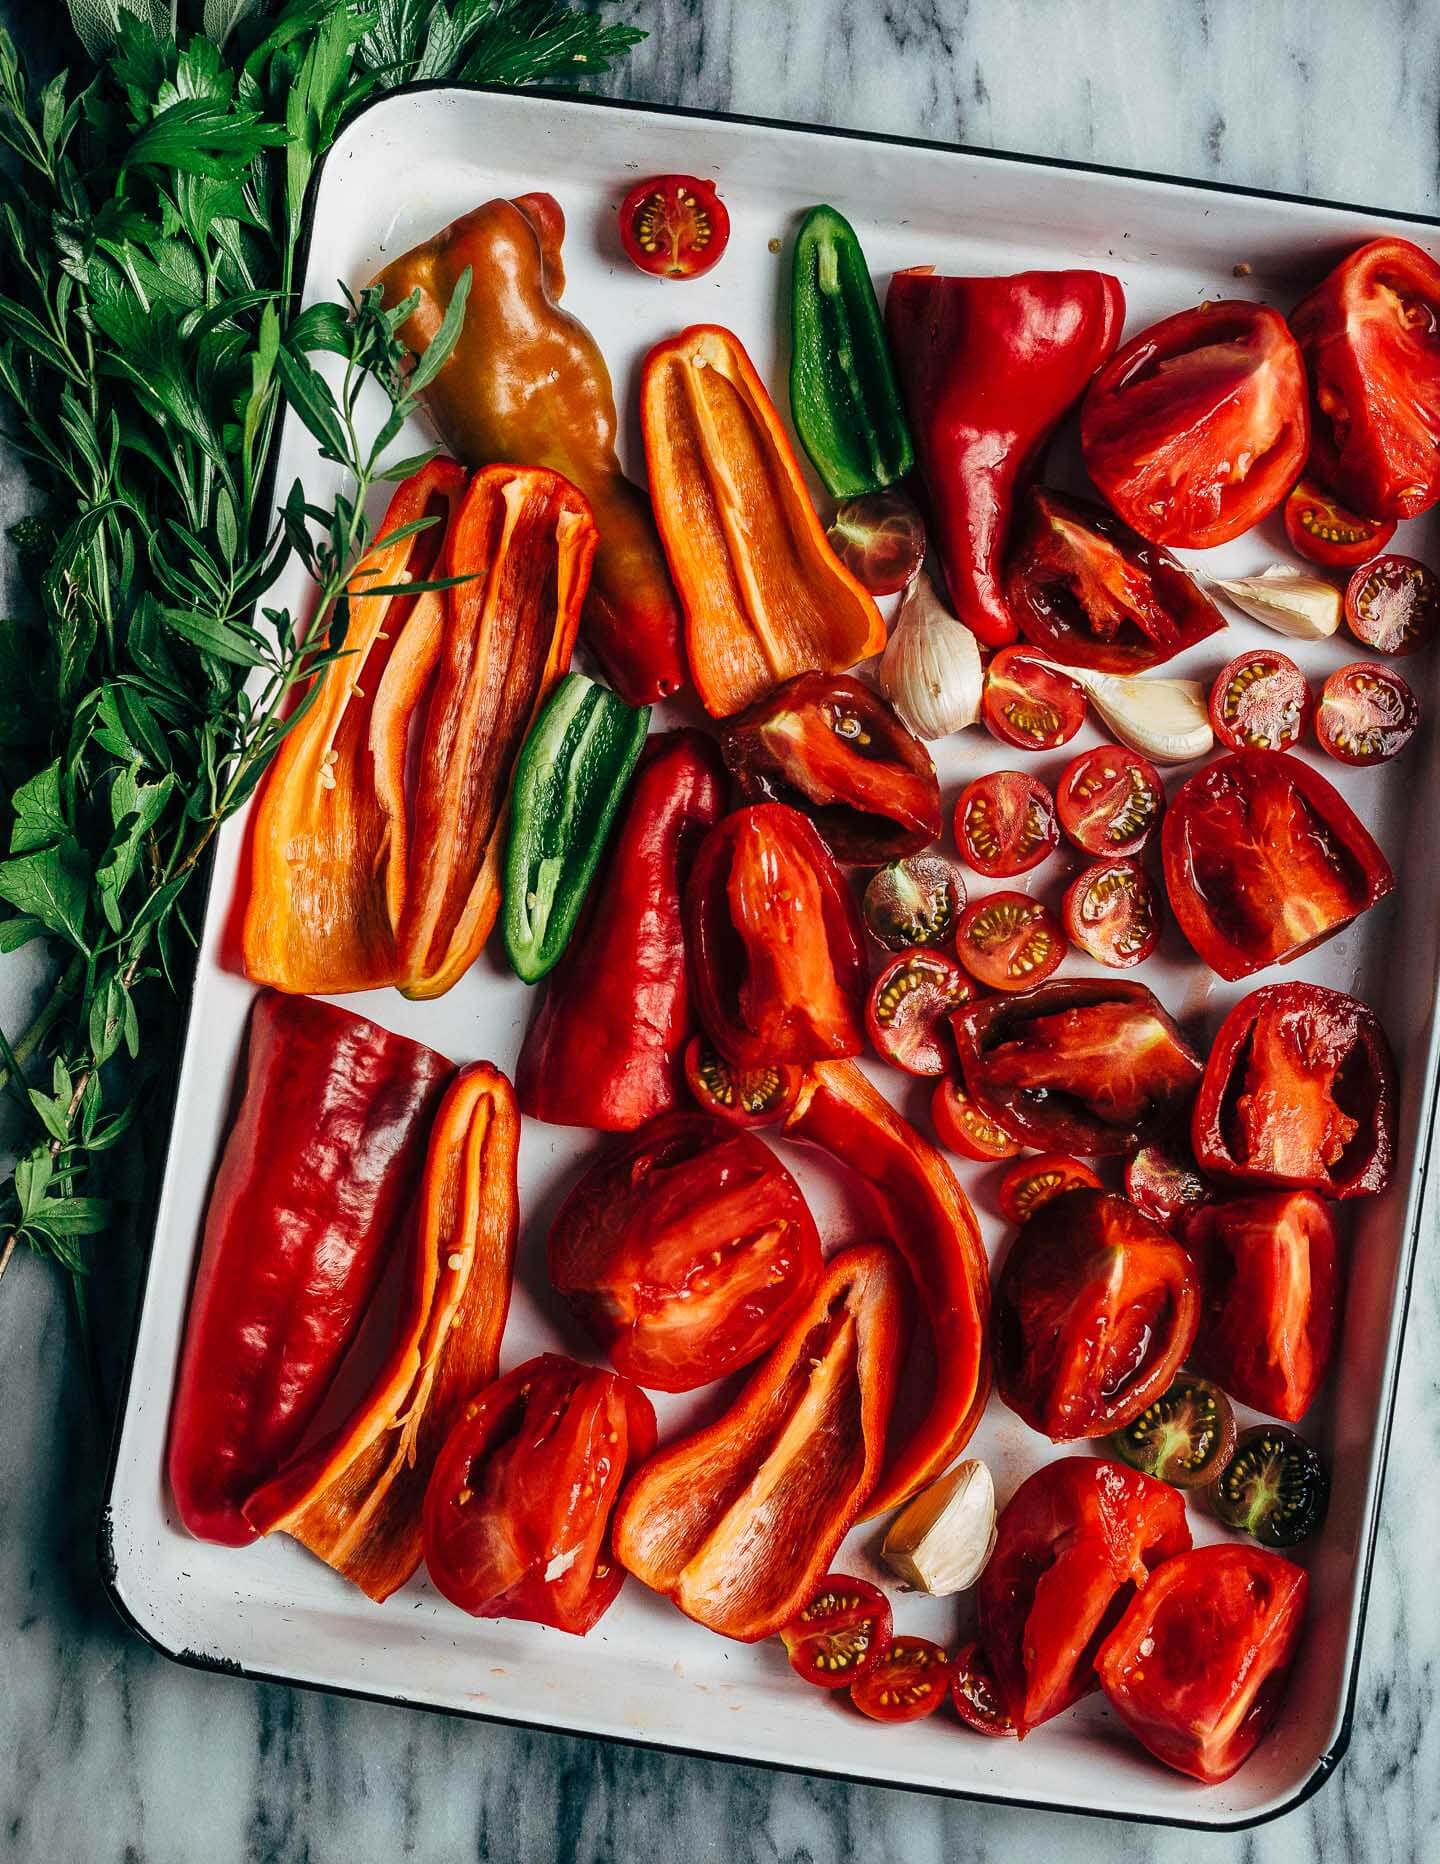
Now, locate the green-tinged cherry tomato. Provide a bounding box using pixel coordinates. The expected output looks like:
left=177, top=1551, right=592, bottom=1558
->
left=1111, top=1374, right=1237, bottom=1489
left=1344, top=554, right=1440, bottom=655
left=866, top=948, right=975, bottom=1077
left=949, top=1642, right=1017, bottom=1737
left=1207, top=650, right=1311, bottom=751
left=1209, top=1424, right=1329, bottom=1547
left=1314, top=661, right=1419, bottom=765
left=931, top=1077, right=1021, bottom=1162
left=779, top=1574, right=892, bottom=1690
left=955, top=891, right=1067, bottom=992
left=683, top=1035, right=803, bottom=1128
left=998, top=1153, right=1102, bottom=1225
left=849, top=1636, right=950, bottom=1723
left=619, top=174, right=730, bottom=280
left=863, top=853, right=965, bottom=951
left=954, top=771, right=1058, bottom=878
left=826, top=490, right=926, bottom=595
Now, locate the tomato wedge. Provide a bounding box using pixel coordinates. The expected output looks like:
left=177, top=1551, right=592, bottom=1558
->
left=1315, top=661, right=1418, bottom=765
left=954, top=771, right=1058, bottom=878
left=954, top=891, right=1066, bottom=992
left=1062, top=857, right=1161, bottom=968
left=950, top=1642, right=1017, bottom=1736
left=619, top=174, right=730, bottom=280
left=981, top=647, right=1086, bottom=751
left=1283, top=474, right=1395, bottom=567
left=997, top=1152, right=1101, bottom=1224
left=779, top=1574, right=892, bottom=1689
left=1344, top=553, right=1440, bottom=654
left=1207, top=650, right=1311, bottom=752
left=683, top=1035, right=803, bottom=1128
left=866, top=947, right=975, bottom=1077
left=931, top=1077, right=1022, bottom=1162
left=1055, top=744, right=1164, bottom=857
left=849, top=1636, right=950, bottom=1723
left=826, top=489, right=926, bottom=595
left=863, top=853, right=966, bottom=951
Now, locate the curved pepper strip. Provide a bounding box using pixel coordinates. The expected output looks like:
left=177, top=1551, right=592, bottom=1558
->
left=375, top=194, right=686, bottom=707
left=641, top=323, right=886, bottom=718
left=241, top=459, right=467, bottom=993
left=167, top=993, right=452, bottom=1546
left=612, top=1243, right=905, bottom=1642
left=783, top=1059, right=990, bottom=1517
left=244, top=1062, right=519, bottom=1600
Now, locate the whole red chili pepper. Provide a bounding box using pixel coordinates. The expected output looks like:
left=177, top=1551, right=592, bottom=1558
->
left=167, top=992, right=452, bottom=1546
left=516, top=730, right=726, bottom=1130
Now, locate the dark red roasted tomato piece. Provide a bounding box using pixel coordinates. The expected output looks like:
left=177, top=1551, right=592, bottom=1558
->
left=954, top=890, right=1067, bottom=992
left=863, top=852, right=966, bottom=952
left=779, top=1573, right=893, bottom=1689
left=849, top=1636, right=951, bottom=1723
left=950, top=1642, right=1017, bottom=1737
left=1062, top=857, right=1161, bottom=968
left=721, top=671, right=942, bottom=863
left=619, top=173, right=730, bottom=280
left=1344, top=554, right=1440, bottom=654
left=981, top=646, right=1086, bottom=751
left=1124, top=1134, right=1213, bottom=1231
left=954, top=770, right=1058, bottom=878
left=1283, top=474, right=1395, bottom=567
left=683, top=1035, right=803, bottom=1129
left=1056, top=744, right=1165, bottom=857
left=1004, top=485, right=1226, bottom=671
left=1315, top=661, right=1418, bottom=765
left=1207, top=650, right=1312, bottom=752
left=826, top=488, right=926, bottom=596
left=997, top=1152, right=1101, bottom=1225
left=866, top=946, right=976, bottom=1077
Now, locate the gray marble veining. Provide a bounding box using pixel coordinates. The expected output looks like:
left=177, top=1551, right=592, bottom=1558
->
left=3, top=1, right=1440, bottom=1860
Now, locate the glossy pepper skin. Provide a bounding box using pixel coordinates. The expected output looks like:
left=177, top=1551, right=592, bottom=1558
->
left=885, top=266, right=1125, bottom=646
left=641, top=324, right=886, bottom=717
left=516, top=730, right=726, bottom=1131
left=167, top=993, right=452, bottom=1546
left=375, top=194, right=686, bottom=707
left=789, top=204, right=914, bottom=497
left=244, top=1063, right=519, bottom=1600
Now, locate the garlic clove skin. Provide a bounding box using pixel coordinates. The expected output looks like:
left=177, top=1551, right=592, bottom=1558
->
left=1041, top=660, right=1213, bottom=763
left=880, top=567, right=984, bottom=738
left=1211, top=564, right=1342, bottom=640
left=881, top=1457, right=997, bottom=1596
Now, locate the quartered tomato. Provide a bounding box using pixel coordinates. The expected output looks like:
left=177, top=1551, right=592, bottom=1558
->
left=1283, top=474, right=1395, bottom=567
left=863, top=853, right=966, bottom=951
left=619, top=173, right=730, bottom=280
left=826, top=488, right=926, bottom=596
left=849, top=1636, right=950, bottom=1723
left=997, top=1152, right=1101, bottom=1224
left=1210, top=1424, right=1329, bottom=1547
left=981, top=646, right=1086, bottom=751
left=1062, top=857, right=1161, bottom=968
left=866, top=947, right=974, bottom=1077
left=1315, top=662, right=1419, bottom=765
left=1344, top=553, right=1440, bottom=655
left=1110, top=1373, right=1236, bottom=1489
left=954, top=891, right=1066, bottom=992
left=1095, top=1543, right=1308, bottom=1783
left=779, top=1574, right=892, bottom=1689
left=954, top=771, right=1058, bottom=878
left=1055, top=744, right=1164, bottom=857
left=683, top=1036, right=803, bottom=1128
left=1081, top=300, right=1309, bottom=549
left=1124, top=1135, right=1212, bottom=1231
left=1207, top=650, right=1312, bottom=752
left=949, top=1642, right=1017, bottom=1737
left=930, top=1077, right=1022, bottom=1162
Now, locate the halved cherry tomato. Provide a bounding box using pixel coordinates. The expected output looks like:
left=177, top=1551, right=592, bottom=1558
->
left=954, top=891, right=1066, bottom=992
left=618, top=174, right=730, bottom=280
left=866, top=947, right=974, bottom=1077
left=1110, top=1373, right=1236, bottom=1489
left=1344, top=553, right=1440, bottom=654
left=1062, top=857, right=1160, bottom=968
left=863, top=853, right=965, bottom=952
left=1209, top=1424, right=1329, bottom=1547
left=779, top=1574, right=892, bottom=1689
left=1124, top=1136, right=1212, bottom=1231
left=954, top=771, right=1058, bottom=878
left=849, top=1636, right=950, bottom=1723
left=1283, top=474, right=1396, bottom=567
left=1207, top=650, right=1311, bottom=752
left=683, top=1035, right=803, bottom=1128
left=949, top=1642, right=1017, bottom=1737
left=1055, top=744, right=1164, bottom=857
left=1315, top=661, right=1418, bottom=764
left=826, top=489, right=926, bottom=596
left=930, top=1077, right=1021, bottom=1162
left=997, top=1152, right=1101, bottom=1224
left=981, top=646, right=1086, bottom=751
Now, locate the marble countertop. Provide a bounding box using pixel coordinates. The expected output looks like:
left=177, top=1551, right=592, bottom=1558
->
left=3, top=2, right=1439, bottom=1860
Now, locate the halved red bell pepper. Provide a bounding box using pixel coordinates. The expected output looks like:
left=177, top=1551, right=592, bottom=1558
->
left=687, top=802, right=867, bottom=1068
left=884, top=265, right=1125, bottom=645
left=783, top=1059, right=990, bottom=1516
left=516, top=730, right=726, bottom=1131
left=1191, top=982, right=1397, bottom=1199
left=423, top=1352, right=656, bottom=1636
left=167, top=992, right=452, bottom=1546
left=612, top=1244, right=905, bottom=1641
left=244, top=1062, right=519, bottom=1599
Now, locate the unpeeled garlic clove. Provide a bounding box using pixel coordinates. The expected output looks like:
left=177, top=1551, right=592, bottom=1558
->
left=1211, top=564, right=1342, bottom=640
left=1045, top=661, right=1213, bottom=763
left=881, top=1457, right=997, bottom=1595
left=879, top=567, right=984, bottom=738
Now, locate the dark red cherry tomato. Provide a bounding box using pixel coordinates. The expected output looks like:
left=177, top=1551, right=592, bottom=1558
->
left=779, top=1573, right=892, bottom=1689
left=955, top=890, right=1067, bottom=992
left=825, top=488, right=926, bottom=595
left=863, top=853, right=965, bottom=952
left=619, top=174, right=730, bottom=280
left=1207, top=650, right=1311, bottom=752
left=930, top=1077, right=1022, bottom=1162
left=981, top=647, right=1086, bottom=751
left=1315, top=661, right=1419, bottom=764
left=1209, top=1425, right=1329, bottom=1548
left=1283, top=475, right=1396, bottom=568
left=849, top=1636, right=950, bottom=1723
left=950, top=1642, right=1017, bottom=1737
left=1055, top=744, right=1164, bottom=857
left=954, top=771, right=1058, bottom=878
left=1344, top=554, right=1440, bottom=654
left=1124, top=1136, right=1212, bottom=1231
left=683, top=1035, right=803, bottom=1128
left=1062, top=857, right=1160, bottom=968
left=866, top=947, right=975, bottom=1077
left=998, top=1152, right=1102, bottom=1225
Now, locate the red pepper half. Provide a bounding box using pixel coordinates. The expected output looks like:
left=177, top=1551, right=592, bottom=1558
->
left=167, top=993, right=452, bottom=1546
left=885, top=265, right=1125, bottom=645
left=1192, top=981, right=1397, bottom=1198
left=517, top=730, right=726, bottom=1130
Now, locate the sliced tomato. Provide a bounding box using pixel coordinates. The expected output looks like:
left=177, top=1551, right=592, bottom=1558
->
left=930, top=1076, right=1021, bottom=1162
left=1062, top=857, right=1160, bottom=968
left=997, top=1152, right=1101, bottom=1225
left=826, top=489, right=926, bottom=595
left=863, top=853, right=966, bottom=951
left=981, top=646, right=1086, bottom=751
left=866, top=947, right=974, bottom=1077
left=779, top=1574, right=892, bottom=1689
left=954, top=771, right=1058, bottom=878
left=1110, top=1373, right=1236, bottom=1489
left=849, top=1636, right=950, bottom=1723
left=619, top=174, right=730, bottom=280
left=1283, top=474, right=1396, bottom=567
left=683, top=1035, right=803, bottom=1128
left=1055, top=744, right=1164, bottom=857
left=950, top=1642, right=1017, bottom=1737
left=1344, top=553, right=1440, bottom=654
left=1124, top=1135, right=1213, bottom=1231
left=1207, top=650, right=1312, bottom=752
left=1210, top=1424, right=1329, bottom=1547
left=954, top=891, right=1067, bottom=992
left=1315, top=661, right=1419, bottom=765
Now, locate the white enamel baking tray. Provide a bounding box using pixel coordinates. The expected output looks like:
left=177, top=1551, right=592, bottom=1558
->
left=102, top=85, right=1440, bottom=1830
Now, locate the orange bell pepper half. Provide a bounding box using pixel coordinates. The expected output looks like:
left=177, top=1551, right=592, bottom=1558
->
left=784, top=1060, right=991, bottom=1516
left=244, top=1061, right=519, bottom=1601
left=612, top=1243, right=905, bottom=1642
left=641, top=324, right=886, bottom=718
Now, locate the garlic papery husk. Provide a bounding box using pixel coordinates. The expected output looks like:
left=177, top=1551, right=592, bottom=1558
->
left=881, top=1458, right=996, bottom=1596
left=1045, top=661, right=1213, bottom=764
left=880, top=568, right=983, bottom=738
left=1212, top=564, right=1342, bottom=640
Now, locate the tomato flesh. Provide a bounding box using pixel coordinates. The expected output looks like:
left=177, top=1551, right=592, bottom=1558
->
left=849, top=1636, right=950, bottom=1723
left=1056, top=744, right=1164, bottom=857
left=826, top=489, right=926, bottom=595
left=1210, top=1424, right=1329, bottom=1547
left=981, top=647, right=1086, bottom=751
left=1062, top=857, right=1160, bottom=968
left=1110, top=1373, right=1236, bottom=1489
left=930, top=1077, right=1021, bottom=1162
left=998, top=1152, right=1101, bottom=1225
left=866, top=947, right=974, bottom=1077
left=950, top=1642, right=1017, bottom=1737
left=619, top=173, right=730, bottom=279
left=683, top=1035, right=802, bottom=1128
left=1124, top=1136, right=1212, bottom=1230
left=1207, top=650, right=1311, bottom=752
left=1344, top=553, right=1440, bottom=654
left=863, top=853, right=965, bottom=951
left=1315, top=661, right=1418, bottom=764
left=955, top=891, right=1066, bottom=992
left=779, top=1573, right=892, bottom=1689
left=954, top=771, right=1058, bottom=878
left=1283, top=475, right=1395, bottom=567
